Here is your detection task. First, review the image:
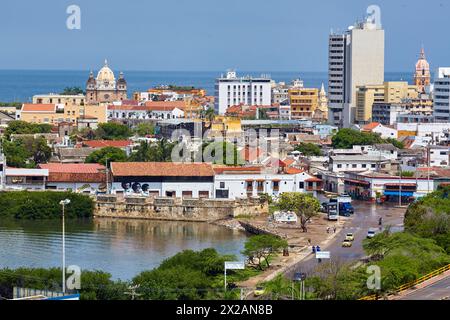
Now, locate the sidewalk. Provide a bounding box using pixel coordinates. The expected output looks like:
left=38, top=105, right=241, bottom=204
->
left=237, top=215, right=346, bottom=288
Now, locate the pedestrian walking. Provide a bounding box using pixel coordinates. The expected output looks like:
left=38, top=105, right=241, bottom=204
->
left=326, top=227, right=330, bottom=234
left=333, top=226, right=337, bottom=233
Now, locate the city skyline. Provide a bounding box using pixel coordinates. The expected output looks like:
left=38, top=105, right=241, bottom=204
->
left=0, top=0, right=448, bottom=71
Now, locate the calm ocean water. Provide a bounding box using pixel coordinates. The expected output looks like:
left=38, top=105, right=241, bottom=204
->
left=0, top=70, right=412, bottom=103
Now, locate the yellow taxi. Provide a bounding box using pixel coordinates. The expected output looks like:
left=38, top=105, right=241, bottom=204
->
left=345, top=233, right=355, bottom=241
left=254, top=286, right=265, bottom=297
left=342, top=239, right=353, bottom=247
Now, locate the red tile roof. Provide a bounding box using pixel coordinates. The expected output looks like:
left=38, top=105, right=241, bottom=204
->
left=83, top=140, right=132, bottom=148
left=111, top=162, right=214, bottom=177
left=22, top=104, right=56, bottom=112
left=38, top=163, right=106, bottom=183
left=284, top=167, right=304, bottom=174
left=305, top=177, right=322, bottom=183
left=282, top=158, right=296, bottom=166
left=121, top=100, right=139, bottom=106
left=39, top=163, right=106, bottom=173
left=362, top=122, right=381, bottom=131
left=213, top=166, right=263, bottom=174
left=144, top=101, right=186, bottom=110
left=108, top=105, right=149, bottom=111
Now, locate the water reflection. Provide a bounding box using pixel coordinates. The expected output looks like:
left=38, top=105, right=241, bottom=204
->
left=0, top=218, right=248, bottom=280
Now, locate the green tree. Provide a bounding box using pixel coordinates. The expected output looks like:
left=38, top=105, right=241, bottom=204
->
left=260, top=273, right=295, bottom=300
left=129, top=139, right=175, bottom=162
left=242, top=235, right=288, bottom=270
left=95, top=123, right=132, bottom=140
left=2, top=139, right=32, bottom=167
left=404, top=186, right=450, bottom=253
left=60, top=86, right=85, bottom=95
left=305, top=261, right=368, bottom=300
left=202, top=107, right=216, bottom=122
left=85, top=147, right=128, bottom=166
left=277, top=192, right=321, bottom=232
left=132, top=248, right=235, bottom=300
left=295, top=143, right=322, bottom=156
left=332, top=128, right=383, bottom=149
left=31, top=137, right=52, bottom=164
left=134, top=123, right=155, bottom=137
left=4, top=121, right=52, bottom=139
left=0, top=191, right=94, bottom=219
left=385, top=138, right=404, bottom=149
left=202, top=141, right=243, bottom=166
left=0, top=268, right=128, bottom=300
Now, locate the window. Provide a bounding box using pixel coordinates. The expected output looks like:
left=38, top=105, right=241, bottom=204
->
left=220, top=182, right=225, bottom=189
left=337, top=164, right=342, bottom=168
left=352, top=164, right=357, bottom=168
left=362, top=164, right=367, bottom=168
left=371, top=164, right=376, bottom=168
left=299, top=182, right=305, bottom=189
left=273, top=181, right=280, bottom=191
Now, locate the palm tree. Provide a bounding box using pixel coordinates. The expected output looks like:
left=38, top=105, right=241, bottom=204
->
left=204, top=107, right=216, bottom=123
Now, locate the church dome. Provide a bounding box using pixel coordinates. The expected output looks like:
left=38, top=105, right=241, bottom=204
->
left=415, top=48, right=430, bottom=72
left=96, top=60, right=116, bottom=82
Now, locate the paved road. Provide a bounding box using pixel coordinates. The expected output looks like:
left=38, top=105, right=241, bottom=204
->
left=399, top=275, right=450, bottom=300
left=285, top=198, right=407, bottom=278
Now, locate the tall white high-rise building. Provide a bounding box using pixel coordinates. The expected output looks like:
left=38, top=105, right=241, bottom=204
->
left=433, top=68, right=450, bottom=122
left=328, top=18, right=385, bottom=127
left=214, top=70, right=272, bottom=115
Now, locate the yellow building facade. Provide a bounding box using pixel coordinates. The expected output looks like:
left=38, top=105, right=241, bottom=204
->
left=355, top=82, right=419, bottom=123
left=19, top=104, right=107, bottom=125
left=289, top=88, right=319, bottom=119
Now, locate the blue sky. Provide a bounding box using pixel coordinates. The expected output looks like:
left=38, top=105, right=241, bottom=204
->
left=0, top=0, right=448, bottom=71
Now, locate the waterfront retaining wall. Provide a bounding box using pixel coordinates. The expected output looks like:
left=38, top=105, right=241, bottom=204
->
left=94, top=195, right=268, bottom=222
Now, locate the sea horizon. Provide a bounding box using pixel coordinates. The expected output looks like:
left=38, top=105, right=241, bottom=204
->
left=0, top=70, right=414, bottom=103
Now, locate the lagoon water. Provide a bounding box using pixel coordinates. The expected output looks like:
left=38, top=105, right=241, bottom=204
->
left=0, top=218, right=248, bottom=280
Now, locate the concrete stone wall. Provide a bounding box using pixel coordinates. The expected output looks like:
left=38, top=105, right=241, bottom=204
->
left=94, top=195, right=268, bottom=222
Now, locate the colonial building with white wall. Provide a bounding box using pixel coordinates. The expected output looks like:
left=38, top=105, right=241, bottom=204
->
left=213, top=166, right=322, bottom=200
left=110, top=162, right=215, bottom=198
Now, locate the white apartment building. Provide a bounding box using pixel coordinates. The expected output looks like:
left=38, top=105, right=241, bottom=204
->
left=328, top=33, right=346, bottom=127
left=214, top=70, right=272, bottom=115
left=396, top=122, right=450, bottom=144
left=328, top=18, right=385, bottom=127
left=433, top=68, right=450, bottom=122
left=108, top=105, right=184, bottom=121
left=428, top=146, right=450, bottom=167
left=329, top=155, right=390, bottom=173
left=372, top=102, right=433, bottom=125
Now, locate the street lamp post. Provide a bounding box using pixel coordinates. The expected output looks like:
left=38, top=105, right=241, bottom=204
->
left=60, top=199, right=71, bottom=294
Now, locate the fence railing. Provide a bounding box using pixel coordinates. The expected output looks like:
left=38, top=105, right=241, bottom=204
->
left=359, top=263, right=450, bottom=300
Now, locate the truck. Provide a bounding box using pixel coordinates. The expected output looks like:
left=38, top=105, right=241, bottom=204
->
left=327, top=202, right=339, bottom=221
left=329, top=196, right=354, bottom=217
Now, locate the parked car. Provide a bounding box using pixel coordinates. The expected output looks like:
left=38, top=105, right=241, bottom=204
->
left=367, top=229, right=376, bottom=239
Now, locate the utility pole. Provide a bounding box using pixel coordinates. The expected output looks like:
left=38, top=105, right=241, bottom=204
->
left=399, top=166, right=402, bottom=208
left=59, top=199, right=71, bottom=294
left=105, top=157, right=109, bottom=194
